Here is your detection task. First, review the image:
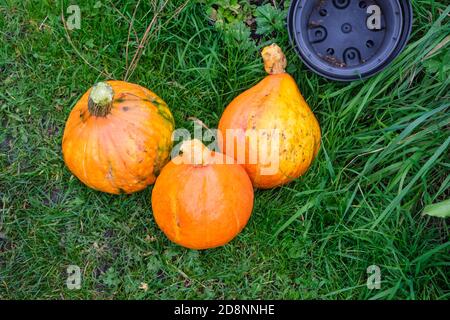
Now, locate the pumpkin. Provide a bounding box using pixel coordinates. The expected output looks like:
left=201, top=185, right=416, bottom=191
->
left=151, top=139, right=254, bottom=250
left=62, top=80, right=174, bottom=194
left=218, top=44, right=321, bottom=189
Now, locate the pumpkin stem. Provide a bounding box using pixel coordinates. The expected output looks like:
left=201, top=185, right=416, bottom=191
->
left=180, top=139, right=210, bottom=166
left=88, top=82, right=114, bottom=117
left=262, top=43, right=287, bottom=75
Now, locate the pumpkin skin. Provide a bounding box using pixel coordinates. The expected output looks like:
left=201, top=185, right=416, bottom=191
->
left=62, top=80, right=174, bottom=194
left=218, top=44, right=321, bottom=189
left=151, top=140, right=254, bottom=250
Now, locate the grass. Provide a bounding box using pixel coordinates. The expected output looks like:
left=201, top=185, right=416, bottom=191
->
left=0, top=0, right=449, bottom=299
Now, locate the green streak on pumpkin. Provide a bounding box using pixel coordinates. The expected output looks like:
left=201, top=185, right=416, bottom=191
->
left=154, top=103, right=175, bottom=127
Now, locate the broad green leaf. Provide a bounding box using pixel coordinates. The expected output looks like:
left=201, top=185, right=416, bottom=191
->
left=423, top=199, right=450, bottom=218
left=255, top=4, right=285, bottom=36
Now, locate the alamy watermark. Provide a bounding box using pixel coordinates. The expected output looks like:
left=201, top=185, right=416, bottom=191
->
left=366, top=5, right=382, bottom=30
left=66, top=265, right=81, bottom=290
left=66, top=5, right=81, bottom=30
left=171, top=124, right=281, bottom=176
left=366, top=265, right=381, bottom=290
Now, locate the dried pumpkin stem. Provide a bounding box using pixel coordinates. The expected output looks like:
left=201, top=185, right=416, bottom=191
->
left=88, top=82, right=114, bottom=117
left=261, top=43, right=287, bottom=75
left=180, top=139, right=210, bottom=166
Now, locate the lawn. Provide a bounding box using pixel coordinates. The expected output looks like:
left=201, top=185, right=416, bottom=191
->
left=0, top=0, right=449, bottom=299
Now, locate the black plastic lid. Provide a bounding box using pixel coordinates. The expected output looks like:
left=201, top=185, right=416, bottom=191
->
left=287, top=0, right=413, bottom=81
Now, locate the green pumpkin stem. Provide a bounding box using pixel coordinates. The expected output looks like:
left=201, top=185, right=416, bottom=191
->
left=88, top=82, right=114, bottom=117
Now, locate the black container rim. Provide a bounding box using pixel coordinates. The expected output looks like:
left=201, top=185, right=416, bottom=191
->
left=287, top=0, right=413, bottom=81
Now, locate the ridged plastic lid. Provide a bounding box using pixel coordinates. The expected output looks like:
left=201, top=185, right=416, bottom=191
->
left=287, top=0, right=413, bottom=81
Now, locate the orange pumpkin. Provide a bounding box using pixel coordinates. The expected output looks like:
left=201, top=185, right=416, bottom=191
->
left=151, top=139, right=254, bottom=250
left=218, top=44, right=321, bottom=189
left=62, top=80, right=174, bottom=194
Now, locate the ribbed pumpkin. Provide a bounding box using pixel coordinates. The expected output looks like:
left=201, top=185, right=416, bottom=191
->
left=62, top=80, right=174, bottom=194
left=151, top=139, right=254, bottom=250
left=218, top=44, right=321, bottom=189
